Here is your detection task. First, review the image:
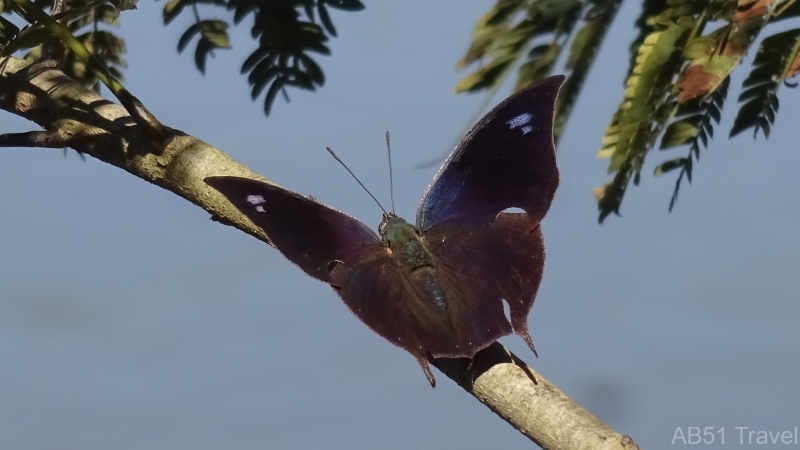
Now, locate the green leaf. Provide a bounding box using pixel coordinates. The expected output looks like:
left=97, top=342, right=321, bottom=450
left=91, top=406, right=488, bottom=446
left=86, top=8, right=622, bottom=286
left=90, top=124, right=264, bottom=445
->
left=596, top=13, right=695, bottom=222
left=164, top=0, right=360, bottom=117
left=601, top=21, right=690, bottom=166
left=654, top=157, right=687, bottom=176
left=178, top=20, right=229, bottom=73
left=194, top=36, right=212, bottom=73
left=317, top=3, right=336, bottom=36
left=323, top=0, right=365, bottom=12
left=66, top=1, right=121, bottom=30
left=554, top=0, right=622, bottom=141
left=455, top=56, right=515, bottom=92
left=660, top=121, right=700, bottom=149
left=730, top=28, right=800, bottom=138
left=231, top=2, right=254, bottom=24
left=163, top=0, right=226, bottom=25
left=241, top=47, right=269, bottom=73
left=264, top=76, right=287, bottom=115
left=0, top=15, right=21, bottom=48
left=657, top=77, right=729, bottom=212
left=455, top=0, right=529, bottom=88
left=200, top=20, right=230, bottom=48
left=163, top=0, right=186, bottom=25
left=1, top=26, right=56, bottom=57
left=676, top=15, right=766, bottom=105
left=178, top=22, right=201, bottom=53
left=772, top=0, right=800, bottom=21
left=250, top=66, right=280, bottom=99
left=297, top=52, right=324, bottom=85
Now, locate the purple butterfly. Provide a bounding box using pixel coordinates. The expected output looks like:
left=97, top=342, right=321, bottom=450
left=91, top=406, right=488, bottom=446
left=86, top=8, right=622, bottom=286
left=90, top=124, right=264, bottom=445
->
left=205, top=75, right=563, bottom=386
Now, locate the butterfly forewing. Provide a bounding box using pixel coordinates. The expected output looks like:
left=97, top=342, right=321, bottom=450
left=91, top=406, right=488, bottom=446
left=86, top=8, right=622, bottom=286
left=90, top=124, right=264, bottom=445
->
left=417, top=75, right=563, bottom=231
left=205, top=176, right=381, bottom=283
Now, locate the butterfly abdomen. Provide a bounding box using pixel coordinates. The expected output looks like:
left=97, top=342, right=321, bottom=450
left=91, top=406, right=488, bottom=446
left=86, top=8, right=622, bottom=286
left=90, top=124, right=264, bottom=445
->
left=410, top=266, right=446, bottom=312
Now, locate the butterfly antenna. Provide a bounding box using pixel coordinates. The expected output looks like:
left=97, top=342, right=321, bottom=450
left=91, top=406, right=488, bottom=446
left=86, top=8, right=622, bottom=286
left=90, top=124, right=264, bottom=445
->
left=386, top=131, right=396, bottom=214
left=326, top=147, right=388, bottom=215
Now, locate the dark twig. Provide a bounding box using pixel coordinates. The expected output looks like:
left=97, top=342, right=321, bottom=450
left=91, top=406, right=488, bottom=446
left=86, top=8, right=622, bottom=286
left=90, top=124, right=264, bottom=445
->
left=40, top=0, right=67, bottom=61
left=0, top=130, right=69, bottom=148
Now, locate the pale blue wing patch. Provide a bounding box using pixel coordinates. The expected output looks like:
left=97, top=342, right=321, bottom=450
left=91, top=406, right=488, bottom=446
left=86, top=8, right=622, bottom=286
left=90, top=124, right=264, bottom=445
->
left=246, top=194, right=266, bottom=212
left=507, top=112, right=533, bottom=135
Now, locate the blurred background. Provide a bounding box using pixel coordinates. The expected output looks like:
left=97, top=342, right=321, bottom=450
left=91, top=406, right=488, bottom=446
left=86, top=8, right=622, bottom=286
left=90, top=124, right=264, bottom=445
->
left=1, top=1, right=799, bottom=448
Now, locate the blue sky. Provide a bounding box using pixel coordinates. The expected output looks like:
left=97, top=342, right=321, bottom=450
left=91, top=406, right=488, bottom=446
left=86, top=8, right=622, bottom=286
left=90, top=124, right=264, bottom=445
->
left=1, top=1, right=800, bottom=449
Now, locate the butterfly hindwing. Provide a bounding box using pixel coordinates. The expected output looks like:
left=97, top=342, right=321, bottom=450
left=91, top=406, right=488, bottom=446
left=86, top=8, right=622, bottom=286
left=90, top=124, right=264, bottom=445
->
left=423, top=213, right=546, bottom=355
left=327, top=255, right=467, bottom=387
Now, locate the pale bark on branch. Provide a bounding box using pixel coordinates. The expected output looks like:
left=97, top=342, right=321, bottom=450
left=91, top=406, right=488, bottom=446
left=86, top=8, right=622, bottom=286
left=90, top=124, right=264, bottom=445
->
left=0, top=56, right=640, bottom=450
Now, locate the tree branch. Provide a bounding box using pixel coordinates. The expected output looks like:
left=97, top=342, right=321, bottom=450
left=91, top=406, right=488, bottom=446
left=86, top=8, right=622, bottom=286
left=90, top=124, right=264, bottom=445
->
left=9, top=0, right=173, bottom=146
left=0, top=129, right=69, bottom=147
left=432, top=345, right=639, bottom=450
left=0, top=55, right=640, bottom=450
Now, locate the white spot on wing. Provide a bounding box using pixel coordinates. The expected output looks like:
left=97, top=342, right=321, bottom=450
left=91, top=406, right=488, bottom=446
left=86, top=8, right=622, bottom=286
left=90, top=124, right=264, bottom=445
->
left=247, top=195, right=265, bottom=205
left=255, top=206, right=265, bottom=213
left=507, top=113, right=533, bottom=135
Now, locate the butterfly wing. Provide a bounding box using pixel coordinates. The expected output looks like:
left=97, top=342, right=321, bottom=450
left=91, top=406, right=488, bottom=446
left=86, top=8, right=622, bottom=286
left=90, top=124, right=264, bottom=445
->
left=327, top=214, right=546, bottom=374
left=206, top=76, right=562, bottom=384
left=205, top=176, right=451, bottom=386
left=416, top=75, right=563, bottom=231
left=423, top=213, right=545, bottom=355
left=414, top=76, right=562, bottom=355
left=327, top=255, right=472, bottom=387
left=204, top=176, right=382, bottom=283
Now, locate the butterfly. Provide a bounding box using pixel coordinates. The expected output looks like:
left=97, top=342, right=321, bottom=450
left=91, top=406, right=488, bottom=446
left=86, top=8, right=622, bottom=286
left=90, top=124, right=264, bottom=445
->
left=205, top=75, right=563, bottom=386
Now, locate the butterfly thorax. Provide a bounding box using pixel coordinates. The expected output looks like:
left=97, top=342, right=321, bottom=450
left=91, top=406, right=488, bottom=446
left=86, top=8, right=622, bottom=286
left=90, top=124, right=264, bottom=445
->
left=379, top=215, right=431, bottom=268
left=379, top=214, right=446, bottom=312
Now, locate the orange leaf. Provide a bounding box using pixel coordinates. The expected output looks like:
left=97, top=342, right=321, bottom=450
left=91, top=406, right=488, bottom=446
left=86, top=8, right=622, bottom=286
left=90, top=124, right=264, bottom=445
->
left=677, top=65, right=721, bottom=103
left=733, top=0, right=773, bottom=25
left=787, top=51, right=800, bottom=78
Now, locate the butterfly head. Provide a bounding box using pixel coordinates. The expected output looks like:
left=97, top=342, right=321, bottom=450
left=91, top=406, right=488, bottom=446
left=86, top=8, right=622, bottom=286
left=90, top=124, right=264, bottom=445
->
left=379, top=213, right=421, bottom=246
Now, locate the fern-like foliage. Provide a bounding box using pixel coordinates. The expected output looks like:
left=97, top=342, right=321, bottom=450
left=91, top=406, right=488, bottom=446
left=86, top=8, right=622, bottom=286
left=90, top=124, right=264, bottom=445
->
left=455, top=0, right=585, bottom=94
left=629, top=0, right=770, bottom=213
left=455, top=0, right=626, bottom=144
left=656, top=76, right=729, bottom=210
left=595, top=3, right=700, bottom=222
left=0, top=17, right=20, bottom=50
left=177, top=19, right=229, bottom=74
left=594, top=0, right=784, bottom=222
left=461, top=0, right=800, bottom=221
left=1, top=0, right=128, bottom=91
left=0, top=0, right=22, bottom=49
left=730, top=28, right=800, bottom=138
left=553, top=0, right=622, bottom=141
left=626, top=0, right=672, bottom=80
left=163, top=0, right=364, bottom=115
